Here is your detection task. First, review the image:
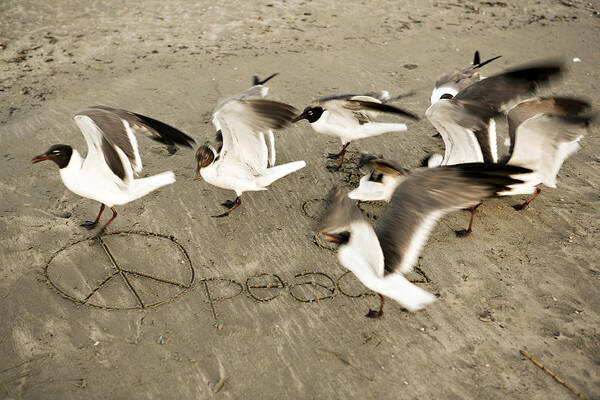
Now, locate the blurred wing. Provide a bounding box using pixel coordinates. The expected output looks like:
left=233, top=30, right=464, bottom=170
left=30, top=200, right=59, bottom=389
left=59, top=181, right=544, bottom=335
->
left=343, top=97, right=420, bottom=121
left=426, top=100, right=499, bottom=165
left=507, top=97, right=591, bottom=156
left=321, top=186, right=367, bottom=234
left=216, top=99, right=296, bottom=173
left=376, top=163, right=532, bottom=274
left=507, top=113, right=590, bottom=187
left=454, top=62, right=563, bottom=112
left=76, top=106, right=194, bottom=181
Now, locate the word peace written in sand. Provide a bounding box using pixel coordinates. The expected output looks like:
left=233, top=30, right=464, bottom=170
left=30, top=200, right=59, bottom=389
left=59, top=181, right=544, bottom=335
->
left=44, top=231, right=431, bottom=322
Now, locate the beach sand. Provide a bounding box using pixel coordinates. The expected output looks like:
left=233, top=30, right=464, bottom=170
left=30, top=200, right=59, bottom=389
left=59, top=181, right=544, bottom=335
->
left=1, top=0, right=599, bottom=398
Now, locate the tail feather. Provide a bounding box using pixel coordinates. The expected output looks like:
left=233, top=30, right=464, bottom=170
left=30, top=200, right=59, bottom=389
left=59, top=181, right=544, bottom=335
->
left=258, top=160, right=305, bottom=186
left=363, top=122, right=407, bottom=137
left=131, top=171, right=175, bottom=198
left=375, top=273, right=437, bottom=312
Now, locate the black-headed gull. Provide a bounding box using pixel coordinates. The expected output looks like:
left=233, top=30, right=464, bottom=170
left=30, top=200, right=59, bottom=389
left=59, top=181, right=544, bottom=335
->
left=292, top=91, right=419, bottom=170
left=321, top=163, right=535, bottom=317
left=194, top=98, right=305, bottom=217
left=31, top=105, right=195, bottom=236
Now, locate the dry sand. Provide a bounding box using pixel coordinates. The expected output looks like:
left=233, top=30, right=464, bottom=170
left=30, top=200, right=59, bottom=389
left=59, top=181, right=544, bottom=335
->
left=1, top=0, right=599, bottom=399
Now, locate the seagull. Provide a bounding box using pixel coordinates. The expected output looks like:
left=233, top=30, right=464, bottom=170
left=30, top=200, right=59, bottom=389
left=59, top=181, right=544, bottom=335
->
left=31, top=105, right=195, bottom=236
left=502, top=97, right=592, bottom=210
left=426, top=61, right=565, bottom=167
left=194, top=98, right=305, bottom=217
left=292, top=91, right=419, bottom=170
left=425, top=60, right=591, bottom=235
left=430, top=50, right=501, bottom=105
left=320, top=163, right=535, bottom=317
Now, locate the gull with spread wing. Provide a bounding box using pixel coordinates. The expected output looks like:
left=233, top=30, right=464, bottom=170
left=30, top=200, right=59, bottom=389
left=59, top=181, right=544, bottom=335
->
left=31, top=105, right=195, bottom=236
left=321, top=163, right=535, bottom=318
left=352, top=98, right=590, bottom=235
left=425, top=60, right=591, bottom=235
left=194, top=97, right=305, bottom=217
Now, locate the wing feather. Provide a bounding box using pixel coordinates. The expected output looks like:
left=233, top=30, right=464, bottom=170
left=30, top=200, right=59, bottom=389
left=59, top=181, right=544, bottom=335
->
left=376, top=164, right=533, bottom=274
left=507, top=113, right=590, bottom=187
left=215, top=99, right=296, bottom=173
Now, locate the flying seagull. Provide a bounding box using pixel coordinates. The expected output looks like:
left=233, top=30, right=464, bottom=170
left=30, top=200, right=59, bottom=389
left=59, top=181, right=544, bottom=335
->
left=31, top=105, right=195, bottom=236
left=194, top=96, right=305, bottom=217
left=425, top=61, right=591, bottom=235
left=292, top=91, right=419, bottom=170
left=321, top=163, right=535, bottom=317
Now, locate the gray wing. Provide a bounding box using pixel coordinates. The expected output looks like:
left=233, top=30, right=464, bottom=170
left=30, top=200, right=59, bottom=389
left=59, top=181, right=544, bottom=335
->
left=454, top=62, right=563, bottom=112
left=317, top=91, right=391, bottom=103
left=321, top=186, right=366, bottom=234
left=376, top=163, right=532, bottom=274
left=507, top=97, right=591, bottom=156
left=342, top=98, right=420, bottom=121
left=434, top=52, right=501, bottom=90
left=75, top=106, right=194, bottom=180
left=507, top=108, right=591, bottom=187
left=216, top=99, right=296, bottom=173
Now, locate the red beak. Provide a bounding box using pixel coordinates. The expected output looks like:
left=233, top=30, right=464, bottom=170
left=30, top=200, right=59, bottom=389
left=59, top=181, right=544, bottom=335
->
left=31, top=154, right=54, bottom=164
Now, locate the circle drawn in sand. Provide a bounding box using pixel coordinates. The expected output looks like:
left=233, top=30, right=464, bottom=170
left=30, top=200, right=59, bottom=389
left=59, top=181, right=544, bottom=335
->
left=44, top=230, right=195, bottom=310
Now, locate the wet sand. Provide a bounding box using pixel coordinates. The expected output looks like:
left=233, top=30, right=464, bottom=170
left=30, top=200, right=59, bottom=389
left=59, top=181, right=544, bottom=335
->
left=1, top=0, right=599, bottom=398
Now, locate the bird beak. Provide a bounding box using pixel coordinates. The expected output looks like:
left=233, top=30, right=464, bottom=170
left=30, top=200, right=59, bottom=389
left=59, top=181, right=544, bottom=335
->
left=31, top=153, right=53, bottom=164
left=321, top=232, right=344, bottom=243
left=291, top=111, right=308, bottom=123
left=193, top=165, right=200, bottom=180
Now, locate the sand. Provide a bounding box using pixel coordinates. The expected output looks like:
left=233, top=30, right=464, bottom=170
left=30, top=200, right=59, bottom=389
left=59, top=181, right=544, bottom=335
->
left=1, top=0, right=599, bottom=398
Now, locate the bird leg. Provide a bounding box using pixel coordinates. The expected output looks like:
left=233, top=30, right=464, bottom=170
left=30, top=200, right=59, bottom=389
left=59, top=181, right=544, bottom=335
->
left=455, top=202, right=483, bottom=237
left=513, top=188, right=542, bottom=211
left=212, top=197, right=242, bottom=218
left=366, top=294, right=386, bottom=319
left=221, top=200, right=237, bottom=209
left=81, top=204, right=106, bottom=230
left=94, top=207, right=117, bottom=237
left=327, top=142, right=351, bottom=171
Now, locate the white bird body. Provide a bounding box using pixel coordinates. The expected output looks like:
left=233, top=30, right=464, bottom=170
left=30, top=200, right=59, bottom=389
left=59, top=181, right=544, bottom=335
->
left=337, top=221, right=436, bottom=312
left=293, top=93, right=419, bottom=169
left=195, top=97, right=303, bottom=216
left=59, top=150, right=175, bottom=207
left=310, top=108, right=408, bottom=145
left=200, top=149, right=305, bottom=197
left=323, top=165, right=535, bottom=315
left=348, top=173, right=404, bottom=202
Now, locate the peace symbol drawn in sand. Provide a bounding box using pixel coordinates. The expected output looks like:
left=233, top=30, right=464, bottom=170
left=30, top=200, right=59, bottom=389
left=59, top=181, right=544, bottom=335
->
left=44, top=231, right=195, bottom=310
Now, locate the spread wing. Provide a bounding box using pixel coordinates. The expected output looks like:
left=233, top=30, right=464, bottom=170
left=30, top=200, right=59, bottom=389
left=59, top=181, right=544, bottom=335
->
left=507, top=104, right=591, bottom=187
left=376, top=163, right=532, bottom=274
left=507, top=97, right=591, bottom=156
left=454, top=62, right=563, bottom=112
left=215, top=99, right=296, bottom=173
left=425, top=100, right=497, bottom=165
left=74, top=105, right=194, bottom=182
left=323, top=96, right=419, bottom=126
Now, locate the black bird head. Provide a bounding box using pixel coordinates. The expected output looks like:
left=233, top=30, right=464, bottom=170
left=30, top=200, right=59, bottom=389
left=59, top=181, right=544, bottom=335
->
left=292, top=106, right=325, bottom=123
left=31, top=144, right=73, bottom=169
